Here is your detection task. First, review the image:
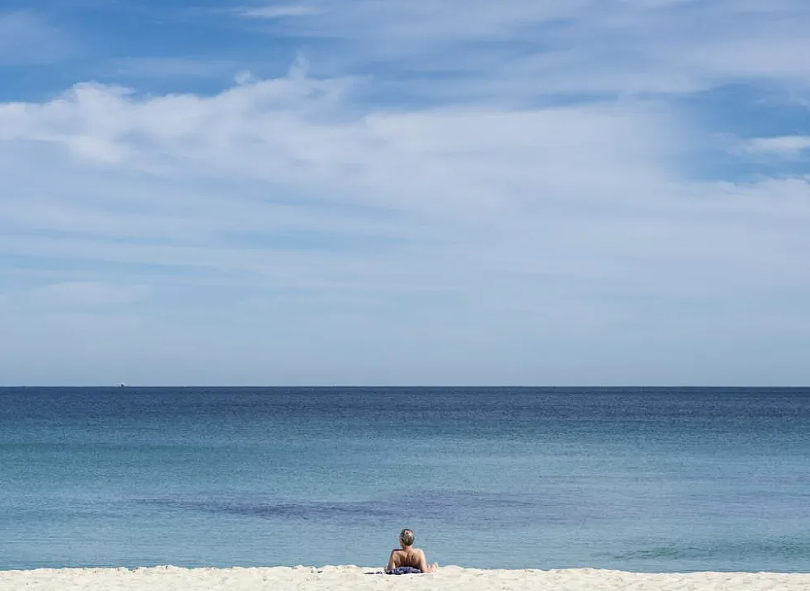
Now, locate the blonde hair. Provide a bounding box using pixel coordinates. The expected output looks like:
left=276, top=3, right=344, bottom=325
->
left=400, top=529, right=415, bottom=546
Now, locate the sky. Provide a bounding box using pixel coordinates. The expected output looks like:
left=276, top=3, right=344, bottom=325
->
left=1, top=0, right=809, bottom=386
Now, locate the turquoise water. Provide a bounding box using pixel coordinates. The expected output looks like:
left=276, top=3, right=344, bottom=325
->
left=1, top=387, right=808, bottom=572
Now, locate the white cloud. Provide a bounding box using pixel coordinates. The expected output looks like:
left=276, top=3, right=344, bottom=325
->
left=0, top=78, right=674, bottom=208
left=233, top=0, right=810, bottom=98
left=1, top=74, right=808, bottom=305
left=238, top=4, right=322, bottom=19
left=31, top=281, right=149, bottom=308
left=744, top=136, right=810, bottom=156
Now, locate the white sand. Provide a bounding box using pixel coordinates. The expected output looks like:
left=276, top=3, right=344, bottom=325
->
left=2, top=566, right=809, bottom=591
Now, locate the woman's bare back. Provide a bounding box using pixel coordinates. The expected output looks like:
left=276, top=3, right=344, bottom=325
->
left=387, top=547, right=436, bottom=573
left=386, top=529, right=438, bottom=573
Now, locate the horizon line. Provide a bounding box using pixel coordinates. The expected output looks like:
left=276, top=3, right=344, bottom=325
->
left=2, top=385, right=809, bottom=389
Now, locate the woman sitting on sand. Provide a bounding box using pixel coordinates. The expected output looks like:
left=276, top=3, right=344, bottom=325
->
left=386, top=529, right=438, bottom=574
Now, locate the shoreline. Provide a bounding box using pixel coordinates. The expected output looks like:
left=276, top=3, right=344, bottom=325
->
left=3, top=565, right=810, bottom=591
left=4, top=564, right=810, bottom=573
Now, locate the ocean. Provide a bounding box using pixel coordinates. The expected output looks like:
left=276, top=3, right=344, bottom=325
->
left=0, top=387, right=808, bottom=572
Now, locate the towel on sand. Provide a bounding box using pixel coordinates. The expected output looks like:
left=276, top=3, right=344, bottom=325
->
left=386, top=567, right=422, bottom=575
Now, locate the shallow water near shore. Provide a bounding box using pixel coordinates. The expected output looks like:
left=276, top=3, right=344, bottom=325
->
left=1, top=387, right=808, bottom=572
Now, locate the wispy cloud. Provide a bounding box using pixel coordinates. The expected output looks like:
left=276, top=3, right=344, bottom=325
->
left=237, top=4, right=322, bottom=19
left=0, top=10, right=74, bottom=65
left=231, top=0, right=810, bottom=100
left=744, top=136, right=810, bottom=156
left=108, top=57, right=243, bottom=80
left=2, top=71, right=807, bottom=295
left=31, top=281, right=149, bottom=308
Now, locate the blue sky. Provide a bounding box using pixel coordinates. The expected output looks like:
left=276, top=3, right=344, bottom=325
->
left=1, top=0, right=809, bottom=386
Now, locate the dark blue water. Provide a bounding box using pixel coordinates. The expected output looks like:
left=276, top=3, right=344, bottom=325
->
left=1, top=387, right=809, bottom=572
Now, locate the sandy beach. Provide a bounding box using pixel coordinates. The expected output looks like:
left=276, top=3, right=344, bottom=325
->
left=2, top=565, right=809, bottom=591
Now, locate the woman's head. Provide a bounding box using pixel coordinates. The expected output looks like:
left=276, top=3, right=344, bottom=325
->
left=399, top=529, right=415, bottom=547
